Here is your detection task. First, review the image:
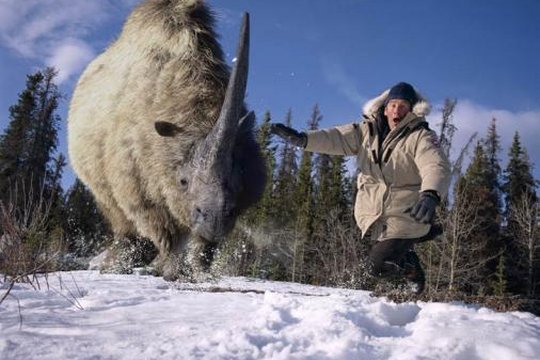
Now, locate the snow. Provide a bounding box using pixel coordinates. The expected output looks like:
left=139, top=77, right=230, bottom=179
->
left=1, top=271, right=539, bottom=359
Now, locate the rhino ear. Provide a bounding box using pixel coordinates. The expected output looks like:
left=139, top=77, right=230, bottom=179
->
left=155, top=121, right=182, bottom=137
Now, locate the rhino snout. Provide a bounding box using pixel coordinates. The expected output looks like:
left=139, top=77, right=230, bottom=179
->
left=191, top=205, right=235, bottom=240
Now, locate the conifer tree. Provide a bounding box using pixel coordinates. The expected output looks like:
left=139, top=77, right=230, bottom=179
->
left=294, top=104, right=322, bottom=237
left=457, top=142, right=501, bottom=293
left=307, top=134, right=332, bottom=281
left=246, top=110, right=277, bottom=224
left=480, top=119, right=504, bottom=284
left=503, top=132, right=537, bottom=218
left=0, top=67, right=65, bottom=267
left=328, top=155, right=349, bottom=217
left=65, top=178, right=109, bottom=257
left=483, top=118, right=503, bottom=213
left=315, top=153, right=332, bottom=212
left=294, top=152, right=314, bottom=233
left=502, top=132, right=538, bottom=294
left=273, top=109, right=298, bottom=224
left=0, top=74, right=39, bottom=200
left=0, top=67, right=62, bottom=210
left=291, top=105, right=321, bottom=282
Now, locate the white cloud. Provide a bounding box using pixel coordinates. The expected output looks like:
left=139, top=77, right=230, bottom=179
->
left=0, top=1, right=36, bottom=32
left=0, top=0, right=134, bottom=84
left=427, top=99, right=540, bottom=172
left=46, top=38, right=96, bottom=84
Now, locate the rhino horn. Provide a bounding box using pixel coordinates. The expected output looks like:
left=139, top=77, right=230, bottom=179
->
left=204, top=12, right=249, bottom=166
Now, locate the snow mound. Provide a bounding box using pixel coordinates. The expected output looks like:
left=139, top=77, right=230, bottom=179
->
left=1, top=271, right=539, bottom=359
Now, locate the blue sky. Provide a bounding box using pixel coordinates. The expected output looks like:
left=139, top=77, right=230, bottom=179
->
left=1, top=0, right=539, bottom=188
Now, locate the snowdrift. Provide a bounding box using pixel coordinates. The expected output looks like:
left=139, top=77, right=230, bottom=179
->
left=1, top=271, right=539, bottom=359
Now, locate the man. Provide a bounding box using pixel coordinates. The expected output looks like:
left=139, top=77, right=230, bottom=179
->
left=271, top=82, right=451, bottom=293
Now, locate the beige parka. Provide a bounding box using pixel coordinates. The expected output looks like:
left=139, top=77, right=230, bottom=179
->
left=305, top=87, right=451, bottom=241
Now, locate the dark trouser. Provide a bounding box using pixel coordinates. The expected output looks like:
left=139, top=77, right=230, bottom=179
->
left=367, top=225, right=441, bottom=282
left=368, top=238, right=418, bottom=277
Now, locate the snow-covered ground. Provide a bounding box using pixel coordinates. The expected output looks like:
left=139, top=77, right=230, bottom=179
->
left=1, top=271, right=539, bottom=360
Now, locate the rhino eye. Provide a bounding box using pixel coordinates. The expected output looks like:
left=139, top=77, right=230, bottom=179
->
left=155, top=121, right=182, bottom=137
left=180, top=178, right=188, bottom=188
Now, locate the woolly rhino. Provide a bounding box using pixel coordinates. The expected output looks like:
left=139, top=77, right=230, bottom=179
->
left=68, top=0, right=266, bottom=280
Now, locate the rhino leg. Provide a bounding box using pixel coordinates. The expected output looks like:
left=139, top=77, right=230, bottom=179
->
left=187, top=238, right=216, bottom=275
left=100, top=235, right=157, bottom=274
left=153, top=237, right=217, bottom=282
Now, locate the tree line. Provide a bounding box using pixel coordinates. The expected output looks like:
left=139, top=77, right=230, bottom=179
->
left=0, top=68, right=109, bottom=277
left=0, top=69, right=538, bottom=307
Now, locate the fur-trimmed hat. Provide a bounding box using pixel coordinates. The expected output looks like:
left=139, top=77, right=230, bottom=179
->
left=362, top=82, right=431, bottom=117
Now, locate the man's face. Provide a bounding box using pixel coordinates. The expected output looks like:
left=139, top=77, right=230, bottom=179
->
left=384, top=99, right=411, bottom=130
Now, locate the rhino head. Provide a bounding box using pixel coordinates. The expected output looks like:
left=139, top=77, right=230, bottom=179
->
left=154, top=13, right=253, bottom=242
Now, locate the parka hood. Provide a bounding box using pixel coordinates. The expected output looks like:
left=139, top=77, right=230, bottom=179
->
left=362, top=85, right=431, bottom=118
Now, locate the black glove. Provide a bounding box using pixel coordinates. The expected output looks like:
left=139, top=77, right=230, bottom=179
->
left=407, top=191, right=440, bottom=224
left=270, top=123, right=307, bottom=148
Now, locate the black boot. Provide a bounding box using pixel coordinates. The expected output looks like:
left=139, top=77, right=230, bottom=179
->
left=402, top=250, right=425, bottom=294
